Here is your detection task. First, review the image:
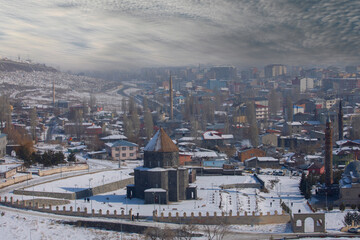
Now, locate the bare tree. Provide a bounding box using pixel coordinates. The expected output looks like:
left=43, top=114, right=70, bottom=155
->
left=0, top=95, right=11, bottom=131
left=350, top=115, right=360, bottom=140
left=74, top=109, right=84, bottom=140
left=144, top=109, right=154, bottom=140
left=176, top=224, right=198, bottom=240
left=121, top=98, right=127, bottom=114
left=268, top=89, right=280, bottom=117
left=144, top=226, right=175, bottom=240
left=203, top=223, right=230, bottom=240
left=284, top=96, right=293, bottom=122
left=246, top=101, right=259, bottom=147
left=30, top=107, right=37, bottom=141
left=89, top=93, right=96, bottom=112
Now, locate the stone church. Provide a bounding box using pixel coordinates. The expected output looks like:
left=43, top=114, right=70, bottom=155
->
left=126, top=128, right=197, bottom=204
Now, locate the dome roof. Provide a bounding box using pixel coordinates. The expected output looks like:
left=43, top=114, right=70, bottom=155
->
left=143, top=128, right=178, bottom=152
left=344, top=160, right=360, bottom=179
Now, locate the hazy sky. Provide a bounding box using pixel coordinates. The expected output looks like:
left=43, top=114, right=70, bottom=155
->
left=0, top=0, right=359, bottom=71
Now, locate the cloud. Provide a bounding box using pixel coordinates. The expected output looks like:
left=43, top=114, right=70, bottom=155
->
left=0, top=0, right=359, bottom=71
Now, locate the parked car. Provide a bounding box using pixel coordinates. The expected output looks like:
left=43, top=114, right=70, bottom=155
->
left=348, top=228, right=358, bottom=233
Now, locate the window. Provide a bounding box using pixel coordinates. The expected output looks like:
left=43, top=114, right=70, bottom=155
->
left=122, top=153, right=126, bottom=157
left=115, top=147, right=120, bottom=151
left=129, top=147, right=134, bottom=150
left=130, top=153, right=134, bottom=157
left=115, top=154, right=120, bottom=157
left=122, top=147, right=126, bottom=151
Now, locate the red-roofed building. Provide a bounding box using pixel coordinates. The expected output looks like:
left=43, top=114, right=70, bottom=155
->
left=307, top=162, right=325, bottom=175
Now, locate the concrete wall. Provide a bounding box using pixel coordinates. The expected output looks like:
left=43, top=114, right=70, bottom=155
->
left=153, top=210, right=290, bottom=225
left=0, top=173, right=32, bottom=189
left=37, top=164, right=89, bottom=177
left=221, top=183, right=262, bottom=189
left=14, top=177, right=134, bottom=200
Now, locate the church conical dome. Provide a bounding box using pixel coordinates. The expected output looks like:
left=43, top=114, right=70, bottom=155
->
left=144, top=128, right=178, bottom=152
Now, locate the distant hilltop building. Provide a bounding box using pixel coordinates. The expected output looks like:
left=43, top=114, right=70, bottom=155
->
left=264, top=64, right=287, bottom=78
left=126, top=128, right=197, bottom=204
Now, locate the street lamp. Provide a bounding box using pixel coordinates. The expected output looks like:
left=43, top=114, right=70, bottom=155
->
left=89, top=178, right=93, bottom=210
left=102, top=175, right=105, bottom=193
left=74, top=184, right=78, bottom=209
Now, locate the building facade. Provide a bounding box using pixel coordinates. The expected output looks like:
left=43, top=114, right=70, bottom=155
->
left=105, top=140, right=138, bottom=161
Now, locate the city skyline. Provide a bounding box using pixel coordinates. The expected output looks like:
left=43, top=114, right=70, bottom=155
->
left=0, top=0, right=359, bottom=71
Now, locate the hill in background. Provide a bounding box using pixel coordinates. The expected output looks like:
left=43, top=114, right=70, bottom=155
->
left=0, top=58, right=57, bottom=72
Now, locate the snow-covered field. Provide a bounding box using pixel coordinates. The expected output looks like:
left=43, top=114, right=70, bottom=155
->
left=0, top=208, right=140, bottom=240
left=259, top=175, right=312, bottom=214
left=25, top=169, right=133, bottom=193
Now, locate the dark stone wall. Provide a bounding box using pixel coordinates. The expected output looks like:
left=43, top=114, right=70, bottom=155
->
left=134, top=169, right=147, bottom=199
left=144, top=191, right=168, bottom=204
left=178, top=168, right=189, bottom=200
left=144, top=152, right=179, bottom=168
left=168, top=170, right=179, bottom=202
left=147, top=171, right=168, bottom=190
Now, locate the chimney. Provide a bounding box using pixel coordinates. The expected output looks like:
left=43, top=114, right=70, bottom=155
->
left=325, top=115, right=333, bottom=186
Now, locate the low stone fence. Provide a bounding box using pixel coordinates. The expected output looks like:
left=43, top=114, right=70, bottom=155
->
left=253, top=174, right=265, bottom=189
left=0, top=173, right=32, bottom=189
left=37, top=164, right=89, bottom=177
left=153, top=210, right=290, bottom=225
left=220, top=174, right=264, bottom=190
left=0, top=196, right=133, bottom=220
left=0, top=167, right=17, bottom=179
left=220, top=183, right=262, bottom=189
left=13, top=177, right=134, bottom=200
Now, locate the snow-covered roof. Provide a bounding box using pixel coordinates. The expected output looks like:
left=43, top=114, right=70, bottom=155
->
left=202, top=131, right=233, bottom=140
left=0, top=164, right=21, bottom=173
left=101, top=135, right=127, bottom=140
left=144, top=188, right=167, bottom=193
left=287, top=121, right=302, bottom=126
left=245, top=157, right=278, bottom=162
left=147, top=167, right=168, bottom=172
left=192, top=151, right=218, bottom=158
left=107, top=140, right=138, bottom=148
left=203, top=131, right=222, bottom=140
left=178, top=137, right=196, bottom=142
left=144, top=128, right=178, bottom=152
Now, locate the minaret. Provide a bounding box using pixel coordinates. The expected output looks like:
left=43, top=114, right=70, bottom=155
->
left=169, top=75, right=174, bottom=120
left=52, top=80, right=55, bottom=107
left=338, top=100, right=343, bottom=140
left=325, top=115, right=333, bottom=186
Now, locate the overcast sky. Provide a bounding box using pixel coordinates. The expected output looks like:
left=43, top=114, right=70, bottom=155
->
left=0, top=0, right=359, bottom=71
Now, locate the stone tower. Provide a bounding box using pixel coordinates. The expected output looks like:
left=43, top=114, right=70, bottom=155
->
left=325, top=115, right=333, bottom=186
